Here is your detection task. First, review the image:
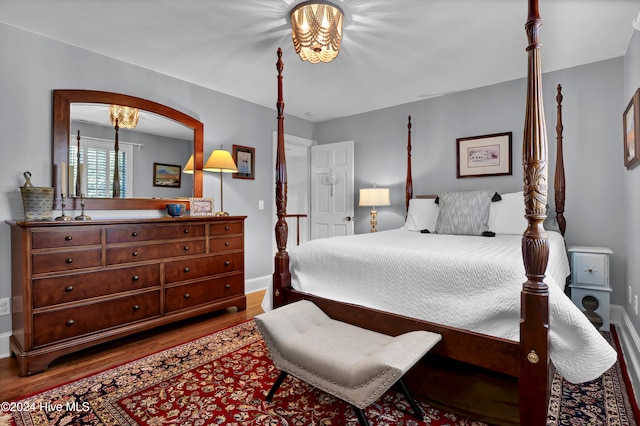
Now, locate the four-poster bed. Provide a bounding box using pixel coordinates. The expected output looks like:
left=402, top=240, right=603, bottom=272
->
left=271, top=2, right=615, bottom=425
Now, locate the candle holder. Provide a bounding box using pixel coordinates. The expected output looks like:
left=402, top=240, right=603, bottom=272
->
left=55, top=194, right=72, bottom=221
left=75, top=194, right=91, bottom=221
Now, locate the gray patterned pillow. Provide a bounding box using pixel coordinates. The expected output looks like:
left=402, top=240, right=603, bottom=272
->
left=435, top=190, right=492, bottom=235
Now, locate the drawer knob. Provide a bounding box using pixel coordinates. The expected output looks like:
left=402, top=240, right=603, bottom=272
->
left=66, top=319, right=75, bottom=326
left=224, top=260, right=231, bottom=266
left=65, top=258, right=73, bottom=264
left=184, top=246, right=190, bottom=251
left=131, top=232, right=138, bottom=237
left=65, top=285, right=74, bottom=292
left=132, top=275, right=140, bottom=281
left=224, top=242, right=230, bottom=247
left=133, top=304, right=140, bottom=311
left=132, top=251, right=139, bottom=257
left=583, top=265, right=598, bottom=274
left=65, top=236, right=73, bottom=241
left=225, top=226, right=230, bottom=231
left=225, top=284, right=231, bottom=289
left=184, top=293, right=191, bottom=299
left=184, top=229, right=190, bottom=234
left=184, top=267, right=190, bottom=273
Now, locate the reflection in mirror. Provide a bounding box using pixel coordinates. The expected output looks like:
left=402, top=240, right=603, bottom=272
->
left=53, top=90, right=204, bottom=210
left=70, top=104, right=194, bottom=199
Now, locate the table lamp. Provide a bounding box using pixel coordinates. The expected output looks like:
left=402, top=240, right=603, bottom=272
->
left=359, top=187, right=390, bottom=232
left=204, top=148, right=238, bottom=216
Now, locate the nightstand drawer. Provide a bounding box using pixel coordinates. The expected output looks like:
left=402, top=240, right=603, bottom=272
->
left=572, top=252, right=609, bottom=286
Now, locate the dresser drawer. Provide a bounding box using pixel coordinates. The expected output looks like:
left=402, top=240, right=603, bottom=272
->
left=210, top=236, right=243, bottom=252
left=32, top=248, right=102, bottom=274
left=210, top=222, right=243, bottom=236
left=164, top=252, right=244, bottom=284
left=106, top=223, right=206, bottom=243
left=33, top=264, right=161, bottom=308
left=165, top=273, right=244, bottom=312
left=106, top=240, right=206, bottom=265
left=572, top=252, right=609, bottom=286
left=32, top=228, right=102, bottom=249
left=33, top=291, right=160, bottom=347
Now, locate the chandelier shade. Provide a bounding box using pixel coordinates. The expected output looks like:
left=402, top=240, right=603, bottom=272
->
left=109, top=105, right=139, bottom=129
left=290, top=1, right=344, bottom=64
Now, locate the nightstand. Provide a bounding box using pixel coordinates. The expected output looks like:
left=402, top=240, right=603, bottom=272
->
left=568, top=246, right=613, bottom=331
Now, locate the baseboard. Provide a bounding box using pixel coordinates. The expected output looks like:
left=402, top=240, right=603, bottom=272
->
left=0, top=331, right=11, bottom=359
left=611, top=304, right=640, bottom=405
left=245, top=275, right=270, bottom=294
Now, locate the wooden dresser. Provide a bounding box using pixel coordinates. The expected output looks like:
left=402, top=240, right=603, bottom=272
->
left=7, top=216, right=246, bottom=376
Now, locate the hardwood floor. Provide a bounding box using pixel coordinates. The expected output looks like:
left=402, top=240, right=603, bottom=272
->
left=0, top=290, right=266, bottom=403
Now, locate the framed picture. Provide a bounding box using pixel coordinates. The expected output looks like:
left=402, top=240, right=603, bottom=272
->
left=189, top=197, right=215, bottom=216
left=232, top=144, right=255, bottom=180
left=623, top=89, right=640, bottom=170
left=456, top=132, right=512, bottom=178
left=153, top=163, right=181, bottom=188
left=189, top=198, right=215, bottom=216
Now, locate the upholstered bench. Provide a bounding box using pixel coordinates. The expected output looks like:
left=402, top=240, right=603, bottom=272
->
left=254, top=300, right=442, bottom=426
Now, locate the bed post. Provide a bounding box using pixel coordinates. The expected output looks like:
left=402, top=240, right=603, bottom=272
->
left=555, top=84, right=566, bottom=236
left=520, top=0, right=550, bottom=424
left=406, top=116, right=413, bottom=214
left=273, top=48, right=291, bottom=309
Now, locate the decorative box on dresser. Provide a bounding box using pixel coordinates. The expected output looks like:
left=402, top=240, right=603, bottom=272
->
left=7, top=216, right=246, bottom=376
left=568, top=246, right=613, bottom=332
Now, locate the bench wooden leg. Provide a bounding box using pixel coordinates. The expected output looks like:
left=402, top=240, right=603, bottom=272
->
left=266, top=371, right=288, bottom=402
left=398, top=379, right=424, bottom=421
left=353, top=406, right=371, bottom=426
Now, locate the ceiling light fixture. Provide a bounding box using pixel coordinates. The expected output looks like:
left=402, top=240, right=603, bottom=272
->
left=290, top=1, right=344, bottom=64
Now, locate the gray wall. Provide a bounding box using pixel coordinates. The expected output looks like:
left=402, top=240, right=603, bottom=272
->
left=0, top=23, right=314, bottom=335
left=624, top=29, right=640, bottom=335
left=314, top=58, right=629, bottom=308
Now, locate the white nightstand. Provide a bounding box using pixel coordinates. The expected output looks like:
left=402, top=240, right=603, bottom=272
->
left=568, top=246, right=613, bottom=331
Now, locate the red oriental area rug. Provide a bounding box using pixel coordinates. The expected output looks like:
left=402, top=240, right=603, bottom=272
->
left=1, top=320, right=637, bottom=425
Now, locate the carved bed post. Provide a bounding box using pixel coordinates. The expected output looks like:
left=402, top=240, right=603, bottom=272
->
left=406, top=116, right=413, bottom=214
left=555, top=84, right=566, bottom=236
left=520, top=0, right=550, bottom=424
left=272, top=48, right=291, bottom=309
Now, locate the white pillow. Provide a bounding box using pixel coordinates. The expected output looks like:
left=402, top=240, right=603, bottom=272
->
left=488, top=191, right=528, bottom=234
left=402, top=198, right=439, bottom=232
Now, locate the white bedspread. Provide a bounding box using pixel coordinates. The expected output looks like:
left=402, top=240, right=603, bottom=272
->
left=263, top=229, right=616, bottom=383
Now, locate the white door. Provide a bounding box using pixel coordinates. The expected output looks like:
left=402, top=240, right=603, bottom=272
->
left=310, top=141, right=355, bottom=239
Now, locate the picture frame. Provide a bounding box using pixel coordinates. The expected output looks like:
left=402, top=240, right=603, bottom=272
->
left=623, top=89, right=640, bottom=170
left=153, top=162, right=181, bottom=188
left=232, top=144, right=255, bottom=180
left=189, top=197, right=215, bottom=217
left=456, top=132, right=512, bottom=178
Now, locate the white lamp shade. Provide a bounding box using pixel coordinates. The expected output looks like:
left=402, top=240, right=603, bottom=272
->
left=204, top=149, right=238, bottom=173
left=183, top=155, right=194, bottom=174
left=359, top=188, right=390, bottom=207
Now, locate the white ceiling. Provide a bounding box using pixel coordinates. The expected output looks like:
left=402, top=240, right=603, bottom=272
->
left=2, top=0, right=640, bottom=123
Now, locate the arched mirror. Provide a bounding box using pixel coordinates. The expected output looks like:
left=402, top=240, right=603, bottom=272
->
left=53, top=90, right=203, bottom=210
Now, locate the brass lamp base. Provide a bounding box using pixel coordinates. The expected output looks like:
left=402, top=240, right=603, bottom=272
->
left=369, top=207, right=378, bottom=233
left=215, top=211, right=230, bottom=217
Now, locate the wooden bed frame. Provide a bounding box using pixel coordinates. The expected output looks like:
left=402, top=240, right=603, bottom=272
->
left=272, top=1, right=565, bottom=424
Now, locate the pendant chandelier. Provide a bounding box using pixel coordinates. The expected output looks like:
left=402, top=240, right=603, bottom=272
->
left=290, top=1, right=344, bottom=64
left=109, top=105, right=139, bottom=129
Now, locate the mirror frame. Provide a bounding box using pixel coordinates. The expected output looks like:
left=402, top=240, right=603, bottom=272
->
left=53, top=90, right=203, bottom=210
